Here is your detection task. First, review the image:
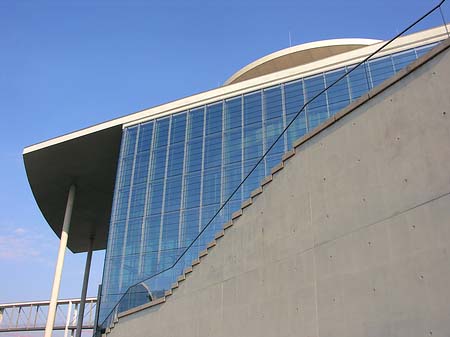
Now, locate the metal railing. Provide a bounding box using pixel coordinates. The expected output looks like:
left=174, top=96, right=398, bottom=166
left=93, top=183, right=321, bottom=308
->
left=96, top=0, right=449, bottom=334
left=0, top=297, right=96, bottom=336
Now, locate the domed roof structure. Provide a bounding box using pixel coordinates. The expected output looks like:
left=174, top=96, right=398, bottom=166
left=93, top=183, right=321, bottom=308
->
left=224, top=38, right=381, bottom=85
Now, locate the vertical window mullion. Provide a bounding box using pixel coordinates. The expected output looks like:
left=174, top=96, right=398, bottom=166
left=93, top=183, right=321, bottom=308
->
left=178, top=112, right=190, bottom=248
left=198, top=107, right=207, bottom=233
left=281, top=84, right=288, bottom=152
left=138, top=122, right=156, bottom=276
left=157, top=116, right=173, bottom=265
left=118, top=126, right=141, bottom=290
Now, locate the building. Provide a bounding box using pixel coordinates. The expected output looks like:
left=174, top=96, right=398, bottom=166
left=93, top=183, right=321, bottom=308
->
left=23, top=23, right=450, bottom=336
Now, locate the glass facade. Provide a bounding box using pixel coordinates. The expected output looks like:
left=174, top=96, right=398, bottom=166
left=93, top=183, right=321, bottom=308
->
left=99, top=43, right=436, bottom=322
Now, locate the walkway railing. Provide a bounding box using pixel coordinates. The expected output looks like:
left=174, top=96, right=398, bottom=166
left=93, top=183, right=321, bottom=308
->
left=0, top=297, right=96, bottom=336
left=97, top=0, right=449, bottom=334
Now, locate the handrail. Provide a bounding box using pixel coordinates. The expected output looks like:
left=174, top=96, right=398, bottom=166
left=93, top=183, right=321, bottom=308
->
left=97, top=0, right=448, bottom=332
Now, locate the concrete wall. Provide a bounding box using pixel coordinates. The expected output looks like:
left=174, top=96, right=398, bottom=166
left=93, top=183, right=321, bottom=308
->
left=109, top=41, right=450, bottom=337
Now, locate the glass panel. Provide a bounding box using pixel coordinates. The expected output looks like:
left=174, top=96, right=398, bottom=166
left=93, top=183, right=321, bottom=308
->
left=132, top=151, right=150, bottom=185
left=115, top=188, right=130, bottom=221
left=284, top=80, right=304, bottom=116
left=204, top=133, right=222, bottom=169
left=347, top=63, right=370, bottom=101
left=222, top=162, right=242, bottom=202
left=123, top=126, right=138, bottom=156
left=170, top=112, right=187, bottom=144
left=149, top=147, right=167, bottom=181
left=243, top=159, right=265, bottom=197
left=325, top=68, right=350, bottom=115
left=206, top=102, right=223, bottom=135
left=167, top=142, right=184, bottom=177
left=224, top=97, right=242, bottom=130
left=264, top=86, right=283, bottom=120
left=187, top=108, right=204, bottom=140
left=147, top=180, right=164, bottom=215
left=128, top=183, right=147, bottom=219
left=415, top=43, right=437, bottom=58
left=368, top=56, right=395, bottom=88
left=160, top=211, right=181, bottom=258
left=154, top=118, right=170, bottom=148
left=244, top=92, right=262, bottom=126
left=243, top=123, right=263, bottom=160
left=164, top=175, right=183, bottom=213
left=284, top=80, right=307, bottom=148
left=181, top=208, right=200, bottom=246
left=264, top=117, right=284, bottom=155
left=392, top=50, right=416, bottom=72
left=202, top=167, right=221, bottom=206
left=184, top=173, right=202, bottom=209
left=304, top=74, right=328, bottom=130
left=224, top=127, right=242, bottom=165
left=186, top=138, right=203, bottom=173
left=137, top=122, right=153, bottom=153
left=119, top=156, right=134, bottom=188
left=142, top=214, right=162, bottom=275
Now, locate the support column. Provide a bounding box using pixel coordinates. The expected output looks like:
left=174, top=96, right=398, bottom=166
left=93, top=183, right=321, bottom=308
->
left=75, top=237, right=94, bottom=337
left=44, top=184, right=76, bottom=337
left=64, top=300, right=73, bottom=337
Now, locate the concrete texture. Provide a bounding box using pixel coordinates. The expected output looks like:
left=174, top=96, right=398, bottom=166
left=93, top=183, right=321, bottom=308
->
left=108, top=41, right=450, bottom=337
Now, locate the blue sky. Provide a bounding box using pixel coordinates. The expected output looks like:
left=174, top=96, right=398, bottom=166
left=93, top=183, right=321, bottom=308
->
left=0, top=0, right=448, bottom=306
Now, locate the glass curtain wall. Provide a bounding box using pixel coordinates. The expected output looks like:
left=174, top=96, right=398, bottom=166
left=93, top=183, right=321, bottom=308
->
left=99, top=43, right=436, bottom=320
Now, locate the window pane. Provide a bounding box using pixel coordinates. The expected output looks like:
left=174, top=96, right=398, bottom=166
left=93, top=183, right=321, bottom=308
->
left=167, top=143, right=185, bottom=177
left=123, top=127, right=138, bottom=156
left=368, top=56, right=395, bottom=88
left=164, top=175, right=183, bottom=212
left=264, top=86, right=283, bottom=120
left=206, top=103, right=223, bottom=135
left=244, top=123, right=263, bottom=160
left=133, top=151, right=150, bottom=185
left=202, top=167, right=221, bottom=206
left=181, top=208, right=200, bottom=245
left=150, top=147, right=167, bottom=181
left=325, top=68, right=350, bottom=115
left=304, top=74, right=328, bottom=130
left=187, top=108, right=204, bottom=140
left=224, top=97, right=242, bottom=130
left=147, top=181, right=164, bottom=215
left=204, top=133, right=222, bottom=169
left=244, top=92, right=262, bottom=126
left=170, top=112, right=187, bottom=144
left=224, top=127, right=242, bottom=165
left=265, top=117, right=284, bottom=156
left=184, top=173, right=202, bottom=209
left=284, top=80, right=304, bottom=116
left=347, top=64, right=370, bottom=101
left=137, top=122, right=153, bottom=153
left=129, top=184, right=147, bottom=219
left=154, top=118, right=170, bottom=148
left=186, top=138, right=203, bottom=173
left=392, top=50, right=416, bottom=72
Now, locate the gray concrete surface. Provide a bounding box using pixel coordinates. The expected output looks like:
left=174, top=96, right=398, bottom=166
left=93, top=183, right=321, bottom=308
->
left=109, top=42, right=450, bottom=337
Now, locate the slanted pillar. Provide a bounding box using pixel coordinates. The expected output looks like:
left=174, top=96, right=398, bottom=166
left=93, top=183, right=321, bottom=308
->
left=44, top=184, right=76, bottom=337
left=75, top=236, right=94, bottom=337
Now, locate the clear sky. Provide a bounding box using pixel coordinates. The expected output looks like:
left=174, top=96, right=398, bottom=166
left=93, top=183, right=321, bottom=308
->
left=0, top=0, right=448, bottom=306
